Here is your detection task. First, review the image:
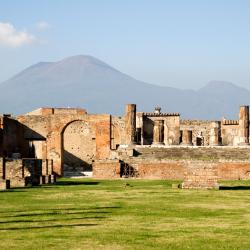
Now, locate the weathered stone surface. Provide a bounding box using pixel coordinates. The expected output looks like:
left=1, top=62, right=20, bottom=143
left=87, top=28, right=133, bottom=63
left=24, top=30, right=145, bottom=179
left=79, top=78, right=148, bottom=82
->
left=0, top=179, right=10, bottom=190
left=209, top=121, right=220, bottom=146
left=1, top=105, right=250, bottom=181
left=153, top=120, right=164, bottom=145
left=182, top=164, right=219, bottom=189
left=238, top=106, right=249, bottom=145
left=124, top=104, right=136, bottom=145
left=181, top=130, right=193, bottom=145
left=93, top=160, right=121, bottom=179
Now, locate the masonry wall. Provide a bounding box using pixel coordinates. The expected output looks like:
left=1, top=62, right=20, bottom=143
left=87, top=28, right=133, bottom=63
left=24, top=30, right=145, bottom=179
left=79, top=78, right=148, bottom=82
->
left=93, top=146, right=250, bottom=180
left=142, top=115, right=180, bottom=145
left=119, top=161, right=250, bottom=180
left=221, top=123, right=239, bottom=146
left=17, top=109, right=112, bottom=175
left=180, top=120, right=215, bottom=146
left=111, top=116, right=125, bottom=149
left=1, top=116, right=29, bottom=158
left=93, top=160, right=121, bottom=179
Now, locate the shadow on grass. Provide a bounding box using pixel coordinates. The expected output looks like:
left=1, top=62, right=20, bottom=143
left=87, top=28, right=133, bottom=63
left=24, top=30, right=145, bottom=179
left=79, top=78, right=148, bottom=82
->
left=0, top=206, right=121, bottom=215
left=0, top=223, right=98, bottom=231
left=55, top=181, right=100, bottom=186
left=0, top=180, right=100, bottom=192
left=0, top=215, right=107, bottom=224
left=2, top=210, right=112, bottom=218
left=0, top=189, right=28, bottom=192
left=219, top=186, right=250, bottom=190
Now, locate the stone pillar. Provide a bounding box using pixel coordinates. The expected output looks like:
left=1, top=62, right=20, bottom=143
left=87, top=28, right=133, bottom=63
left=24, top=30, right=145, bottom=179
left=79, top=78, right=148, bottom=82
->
left=153, top=120, right=164, bottom=145
left=209, top=121, right=220, bottom=146
left=181, top=130, right=193, bottom=146
left=238, top=106, right=249, bottom=145
left=125, top=104, right=136, bottom=145
left=0, top=157, right=5, bottom=179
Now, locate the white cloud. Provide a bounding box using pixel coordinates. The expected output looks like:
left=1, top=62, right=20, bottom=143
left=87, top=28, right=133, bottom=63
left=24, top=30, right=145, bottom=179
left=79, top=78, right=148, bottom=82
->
left=36, top=21, right=50, bottom=30
left=0, top=22, right=36, bottom=48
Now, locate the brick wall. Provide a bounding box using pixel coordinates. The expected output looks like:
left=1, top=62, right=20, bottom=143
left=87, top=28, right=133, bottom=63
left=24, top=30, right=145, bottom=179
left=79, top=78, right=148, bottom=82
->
left=93, top=160, right=121, bottom=179
left=92, top=146, right=250, bottom=180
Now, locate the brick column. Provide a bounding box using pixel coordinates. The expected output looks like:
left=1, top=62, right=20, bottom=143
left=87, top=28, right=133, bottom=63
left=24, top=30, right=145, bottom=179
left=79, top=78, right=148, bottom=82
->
left=125, top=104, right=136, bottom=145
left=238, top=106, right=249, bottom=145
left=181, top=130, right=193, bottom=146
left=209, top=122, right=220, bottom=146
left=153, top=120, right=164, bottom=145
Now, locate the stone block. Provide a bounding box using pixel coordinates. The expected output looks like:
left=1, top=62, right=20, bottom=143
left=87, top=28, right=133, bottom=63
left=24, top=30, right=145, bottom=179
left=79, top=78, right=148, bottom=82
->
left=182, top=164, right=219, bottom=189
left=93, top=160, right=121, bottom=179
left=0, top=179, right=10, bottom=190
left=10, top=178, right=26, bottom=188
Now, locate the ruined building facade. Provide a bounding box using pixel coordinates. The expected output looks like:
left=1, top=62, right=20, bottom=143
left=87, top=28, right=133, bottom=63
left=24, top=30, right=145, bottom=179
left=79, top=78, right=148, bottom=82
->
left=1, top=104, right=250, bottom=182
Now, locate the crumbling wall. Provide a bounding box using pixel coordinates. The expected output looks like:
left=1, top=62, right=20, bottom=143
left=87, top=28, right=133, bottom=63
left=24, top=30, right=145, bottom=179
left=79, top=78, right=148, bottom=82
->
left=1, top=116, right=29, bottom=158
left=142, top=115, right=180, bottom=145
left=221, top=122, right=239, bottom=146
left=17, top=111, right=112, bottom=175
left=63, top=120, right=95, bottom=169
left=111, top=116, right=125, bottom=149
left=2, top=158, right=53, bottom=187
left=180, top=120, right=213, bottom=146
left=93, top=146, right=250, bottom=180
left=93, top=160, right=121, bottom=179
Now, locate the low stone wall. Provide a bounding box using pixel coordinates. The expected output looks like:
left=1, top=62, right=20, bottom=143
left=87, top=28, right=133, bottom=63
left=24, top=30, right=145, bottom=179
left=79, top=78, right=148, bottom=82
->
left=130, top=161, right=250, bottom=180
left=93, top=158, right=250, bottom=181
left=0, top=157, right=55, bottom=188
left=93, top=160, right=121, bottom=179
left=103, top=146, right=250, bottom=180
left=218, top=162, right=250, bottom=180
left=126, top=162, right=185, bottom=180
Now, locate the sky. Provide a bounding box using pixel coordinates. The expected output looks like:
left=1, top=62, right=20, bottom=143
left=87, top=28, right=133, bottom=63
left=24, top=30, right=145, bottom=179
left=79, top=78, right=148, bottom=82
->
left=0, top=0, right=250, bottom=89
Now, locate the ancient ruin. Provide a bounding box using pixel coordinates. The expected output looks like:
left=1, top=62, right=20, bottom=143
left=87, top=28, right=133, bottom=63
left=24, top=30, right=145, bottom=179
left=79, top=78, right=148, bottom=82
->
left=1, top=104, right=250, bottom=189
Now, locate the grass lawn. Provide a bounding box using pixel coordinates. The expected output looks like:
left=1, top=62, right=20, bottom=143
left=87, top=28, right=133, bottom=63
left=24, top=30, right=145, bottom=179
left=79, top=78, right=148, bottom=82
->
left=0, top=178, right=250, bottom=250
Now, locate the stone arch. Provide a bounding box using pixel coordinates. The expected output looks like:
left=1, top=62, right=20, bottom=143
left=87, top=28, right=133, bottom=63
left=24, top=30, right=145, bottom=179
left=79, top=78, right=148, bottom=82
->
left=61, top=120, right=96, bottom=172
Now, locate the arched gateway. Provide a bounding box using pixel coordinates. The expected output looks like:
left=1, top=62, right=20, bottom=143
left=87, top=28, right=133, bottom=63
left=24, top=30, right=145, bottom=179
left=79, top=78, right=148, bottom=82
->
left=62, top=120, right=96, bottom=175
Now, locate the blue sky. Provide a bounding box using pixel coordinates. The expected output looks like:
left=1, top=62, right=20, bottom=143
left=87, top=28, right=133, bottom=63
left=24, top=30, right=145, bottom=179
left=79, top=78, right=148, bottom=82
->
left=0, top=0, right=250, bottom=89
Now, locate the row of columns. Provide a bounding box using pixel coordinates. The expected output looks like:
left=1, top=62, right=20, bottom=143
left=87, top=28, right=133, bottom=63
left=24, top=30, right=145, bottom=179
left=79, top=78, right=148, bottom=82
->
left=147, top=120, right=222, bottom=146
left=124, top=104, right=221, bottom=146
left=125, top=104, right=250, bottom=146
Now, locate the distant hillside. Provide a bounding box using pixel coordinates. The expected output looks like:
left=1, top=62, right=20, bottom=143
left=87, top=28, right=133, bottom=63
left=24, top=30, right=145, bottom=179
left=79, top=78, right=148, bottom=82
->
left=0, top=55, right=249, bottom=119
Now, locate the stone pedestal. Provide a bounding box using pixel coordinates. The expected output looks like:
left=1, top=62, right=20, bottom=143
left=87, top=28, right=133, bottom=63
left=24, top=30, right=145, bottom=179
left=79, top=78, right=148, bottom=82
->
left=209, top=122, right=220, bottom=146
left=181, top=130, right=193, bottom=146
left=10, top=178, right=26, bottom=188
left=153, top=120, right=164, bottom=145
left=182, top=164, right=219, bottom=189
left=125, top=104, right=136, bottom=145
left=238, top=106, right=249, bottom=146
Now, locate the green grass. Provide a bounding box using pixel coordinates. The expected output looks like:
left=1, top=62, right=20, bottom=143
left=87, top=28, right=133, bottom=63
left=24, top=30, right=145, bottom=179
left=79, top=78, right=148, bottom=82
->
left=0, top=178, right=250, bottom=250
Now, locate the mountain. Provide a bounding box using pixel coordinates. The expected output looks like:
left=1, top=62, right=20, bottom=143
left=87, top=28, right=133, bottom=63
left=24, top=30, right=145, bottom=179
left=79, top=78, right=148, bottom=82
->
left=0, top=55, right=249, bottom=119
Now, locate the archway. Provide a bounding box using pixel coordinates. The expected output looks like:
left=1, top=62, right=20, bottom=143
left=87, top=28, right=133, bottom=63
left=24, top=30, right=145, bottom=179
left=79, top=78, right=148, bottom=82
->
left=62, top=120, right=96, bottom=176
